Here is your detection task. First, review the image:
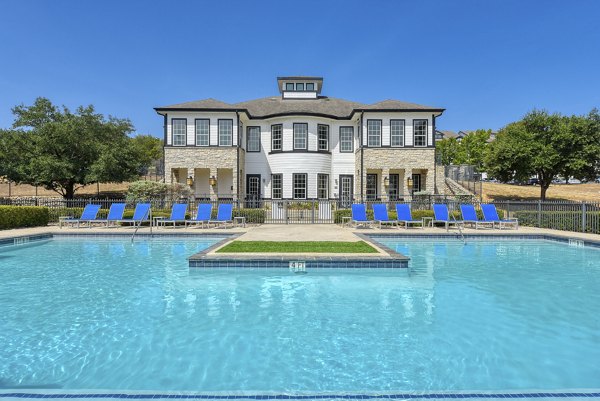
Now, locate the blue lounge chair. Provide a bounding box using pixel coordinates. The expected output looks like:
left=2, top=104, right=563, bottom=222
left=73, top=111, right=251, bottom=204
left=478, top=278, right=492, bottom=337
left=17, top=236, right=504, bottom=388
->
left=118, top=203, right=151, bottom=227
left=460, top=204, right=493, bottom=229
left=396, top=204, right=424, bottom=229
left=210, top=203, right=233, bottom=228
left=158, top=203, right=188, bottom=228
left=98, top=203, right=126, bottom=227
left=373, top=204, right=398, bottom=228
left=186, top=203, right=213, bottom=228
left=433, top=204, right=463, bottom=231
left=351, top=204, right=373, bottom=228
left=59, top=204, right=101, bottom=228
left=481, top=203, right=519, bottom=229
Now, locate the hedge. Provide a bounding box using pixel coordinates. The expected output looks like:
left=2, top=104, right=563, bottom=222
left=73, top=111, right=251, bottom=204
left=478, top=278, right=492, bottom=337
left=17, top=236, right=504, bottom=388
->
left=0, top=206, right=50, bottom=230
left=513, top=210, right=600, bottom=233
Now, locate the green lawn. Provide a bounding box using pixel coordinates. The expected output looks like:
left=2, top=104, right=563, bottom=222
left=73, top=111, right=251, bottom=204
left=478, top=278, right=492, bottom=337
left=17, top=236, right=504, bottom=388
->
left=216, top=240, right=378, bottom=253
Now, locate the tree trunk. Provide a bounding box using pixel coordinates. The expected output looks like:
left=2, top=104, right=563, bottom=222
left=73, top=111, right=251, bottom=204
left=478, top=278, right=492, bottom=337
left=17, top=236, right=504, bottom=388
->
left=540, top=184, right=548, bottom=201
left=63, top=182, right=76, bottom=199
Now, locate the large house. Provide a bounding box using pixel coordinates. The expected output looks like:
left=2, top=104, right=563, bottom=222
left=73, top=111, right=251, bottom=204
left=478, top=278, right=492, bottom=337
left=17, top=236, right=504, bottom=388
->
left=155, top=77, right=446, bottom=203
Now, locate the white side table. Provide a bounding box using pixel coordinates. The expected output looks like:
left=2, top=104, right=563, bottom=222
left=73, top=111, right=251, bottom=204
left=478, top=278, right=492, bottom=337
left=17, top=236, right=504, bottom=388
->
left=234, top=216, right=246, bottom=228
left=422, top=217, right=434, bottom=228
left=341, top=216, right=352, bottom=227
left=153, top=216, right=165, bottom=227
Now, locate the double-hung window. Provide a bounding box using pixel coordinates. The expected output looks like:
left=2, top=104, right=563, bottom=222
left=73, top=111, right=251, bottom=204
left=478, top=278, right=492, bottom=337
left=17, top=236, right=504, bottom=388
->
left=271, top=124, right=282, bottom=151
left=413, top=120, right=428, bottom=147
left=172, top=119, right=187, bottom=146
left=317, top=174, right=329, bottom=199
left=293, top=123, right=308, bottom=150
left=195, top=119, right=209, bottom=146
left=293, top=173, right=307, bottom=199
left=271, top=174, right=282, bottom=199
left=390, top=119, right=405, bottom=147
left=318, top=124, right=329, bottom=151
left=247, top=126, right=261, bottom=152
left=367, top=120, right=382, bottom=147
left=218, top=119, right=233, bottom=146
left=339, top=127, right=354, bottom=152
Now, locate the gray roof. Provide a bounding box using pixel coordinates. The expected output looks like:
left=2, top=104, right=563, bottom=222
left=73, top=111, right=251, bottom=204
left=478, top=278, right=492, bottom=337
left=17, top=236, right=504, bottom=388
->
left=155, top=96, right=444, bottom=119
left=436, top=130, right=458, bottom=139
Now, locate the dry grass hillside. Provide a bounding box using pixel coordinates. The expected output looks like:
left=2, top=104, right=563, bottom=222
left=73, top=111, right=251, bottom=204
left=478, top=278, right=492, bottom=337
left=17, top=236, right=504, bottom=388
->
left=483, top=182, right=600, bottom=202
left=0, top=176, right=162, bottom=198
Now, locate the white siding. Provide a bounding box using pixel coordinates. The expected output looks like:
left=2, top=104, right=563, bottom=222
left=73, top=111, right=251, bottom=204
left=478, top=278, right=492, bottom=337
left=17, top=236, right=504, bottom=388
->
left=165, top=111, right=239, bottom=147
left=361, top=112, right=434, bottom=148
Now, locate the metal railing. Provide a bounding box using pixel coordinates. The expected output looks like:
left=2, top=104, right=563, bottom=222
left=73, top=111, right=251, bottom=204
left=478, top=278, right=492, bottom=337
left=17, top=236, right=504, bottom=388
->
left=1, top=196, right=599, bottom=234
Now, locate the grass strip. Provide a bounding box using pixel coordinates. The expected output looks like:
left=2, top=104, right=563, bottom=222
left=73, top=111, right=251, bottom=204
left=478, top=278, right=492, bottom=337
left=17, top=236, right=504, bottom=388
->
left=216, top=240, right=378, bottom=254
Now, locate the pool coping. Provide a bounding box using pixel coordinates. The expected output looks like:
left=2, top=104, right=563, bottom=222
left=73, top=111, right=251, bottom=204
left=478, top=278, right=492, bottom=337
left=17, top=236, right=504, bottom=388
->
left=1, top=389, right=599, bottom=400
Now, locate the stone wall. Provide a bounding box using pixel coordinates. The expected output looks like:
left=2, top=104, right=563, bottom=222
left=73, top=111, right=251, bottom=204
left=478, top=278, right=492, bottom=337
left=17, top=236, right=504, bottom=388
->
left=164, top=147, right=239, bottom=198
left=355, top=148, right=443, bottom=197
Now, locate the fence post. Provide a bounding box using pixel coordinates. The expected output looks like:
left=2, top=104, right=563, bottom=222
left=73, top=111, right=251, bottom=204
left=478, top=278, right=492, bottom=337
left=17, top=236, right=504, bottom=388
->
left=582, top=202, right=587, bottom=233
left=537, top=200, right=542, bottom=227
left=311, top=199, right=315, bottom=224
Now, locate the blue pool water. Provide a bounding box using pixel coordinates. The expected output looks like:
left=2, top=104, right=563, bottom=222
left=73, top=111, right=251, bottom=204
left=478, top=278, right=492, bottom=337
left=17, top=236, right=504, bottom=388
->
left=0, top=236, right=599, bottom=393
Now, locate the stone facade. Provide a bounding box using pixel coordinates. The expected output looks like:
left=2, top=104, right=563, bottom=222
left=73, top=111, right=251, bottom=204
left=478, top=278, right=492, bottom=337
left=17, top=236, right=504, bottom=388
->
left=356, top=148, right=438, bottom=199
left=164, top=147, right=239, bottom=198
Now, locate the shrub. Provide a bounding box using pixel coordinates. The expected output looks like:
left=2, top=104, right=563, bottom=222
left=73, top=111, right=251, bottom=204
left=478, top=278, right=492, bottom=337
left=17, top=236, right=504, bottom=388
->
left=126, top=181, right=191, bottom=201
left=233, top=208, right=266, bottom=224
left=0, top=206, right=50, bottom=229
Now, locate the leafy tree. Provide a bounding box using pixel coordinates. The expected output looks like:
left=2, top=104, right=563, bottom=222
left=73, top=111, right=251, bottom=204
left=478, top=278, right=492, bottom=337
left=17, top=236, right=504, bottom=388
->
left=131, top=134, right=163, bottom=174
left=436, top=137, right=460, bottom=165
left=561, top=109, right=600, bottom=182
left=485, top=109, right=600, bottom=200
left=454, top=129, right=491, bottom=170
left=0, top=97, right=145, bottom=198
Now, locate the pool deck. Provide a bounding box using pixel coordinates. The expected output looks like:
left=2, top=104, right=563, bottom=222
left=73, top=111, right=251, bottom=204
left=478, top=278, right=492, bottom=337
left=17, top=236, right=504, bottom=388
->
left=1, top=223, right=599, bottom=244
left=2, top=223, right=599, bottom=269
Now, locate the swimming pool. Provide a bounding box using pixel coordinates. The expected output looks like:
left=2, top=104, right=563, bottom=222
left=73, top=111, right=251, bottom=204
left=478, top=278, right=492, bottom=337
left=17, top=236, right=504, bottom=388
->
left=1, top=236, right=599, bottom=394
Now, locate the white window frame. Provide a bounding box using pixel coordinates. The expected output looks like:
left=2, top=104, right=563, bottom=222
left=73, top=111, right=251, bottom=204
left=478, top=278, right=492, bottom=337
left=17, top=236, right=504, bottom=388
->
left=367, top=120, right=382, bottom=147
left=318, top=124, right=329, bottom=151
left=271, top=174, right=282, bottom=199
left=195, top=119, right=209, bottom=147
left=339, top=126, right=354, bottom=153
left=218, top=119, right=233, bottom=147
left=390, top=119, right=405, bottom=147
left=246, top=126, right=261, bottom=152
left=317, top=174, right=329, bottom=199
left=271, top=124, right=282, bottom=151
left=172, top=118, right=187, bottom=146
left=293, top=173, right=307, bottom=199
left=293, top=123, right=308, bottom=150
left=414, top=119, right=428, bottom=147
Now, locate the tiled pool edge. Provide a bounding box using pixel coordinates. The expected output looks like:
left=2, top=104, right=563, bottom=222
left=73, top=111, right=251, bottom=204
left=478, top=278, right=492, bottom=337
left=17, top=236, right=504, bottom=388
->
left=1, top=390, right=599, bottom=400
left=188, top=232, right=410, bottom=269
left=365, top=233, right=600, bottom=248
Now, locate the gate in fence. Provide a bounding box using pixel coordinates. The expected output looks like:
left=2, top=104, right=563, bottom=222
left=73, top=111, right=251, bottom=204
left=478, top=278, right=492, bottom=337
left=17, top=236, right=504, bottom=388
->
left=264, top=200, right=334, bottom=224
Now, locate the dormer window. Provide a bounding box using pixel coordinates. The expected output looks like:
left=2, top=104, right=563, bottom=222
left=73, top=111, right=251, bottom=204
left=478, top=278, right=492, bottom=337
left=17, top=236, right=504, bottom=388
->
left=278, top=76, right=323, bottom=99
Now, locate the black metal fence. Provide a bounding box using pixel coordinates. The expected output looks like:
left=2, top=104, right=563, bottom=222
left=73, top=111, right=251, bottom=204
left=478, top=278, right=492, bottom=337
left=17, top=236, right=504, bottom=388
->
left=1, top=196, right=599, bottom=234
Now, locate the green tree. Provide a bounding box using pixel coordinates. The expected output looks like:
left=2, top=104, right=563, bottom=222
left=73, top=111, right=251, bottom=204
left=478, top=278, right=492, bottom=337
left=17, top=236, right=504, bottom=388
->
left=485, top=109, right=599, bottom=200
left=455, top=129, right=491, bottom=170
left=131, top=134, right=163, bottom=174
left=561, top=109, right=600, bottom=182
left=0, top=97, right=145, bottom=198
left=436, top=137, right=460, bottom=165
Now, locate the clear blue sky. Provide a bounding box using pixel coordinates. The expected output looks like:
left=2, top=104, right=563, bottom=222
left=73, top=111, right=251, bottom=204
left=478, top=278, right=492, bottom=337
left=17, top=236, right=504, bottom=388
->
left=1, top=0, right=599, bottom=137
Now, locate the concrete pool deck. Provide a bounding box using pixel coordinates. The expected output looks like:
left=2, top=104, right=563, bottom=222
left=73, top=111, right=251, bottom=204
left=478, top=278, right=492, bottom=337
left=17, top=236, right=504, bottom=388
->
left=2, top=223, right=600, bottom=269
left=2, top=223, right=600, bottom=244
